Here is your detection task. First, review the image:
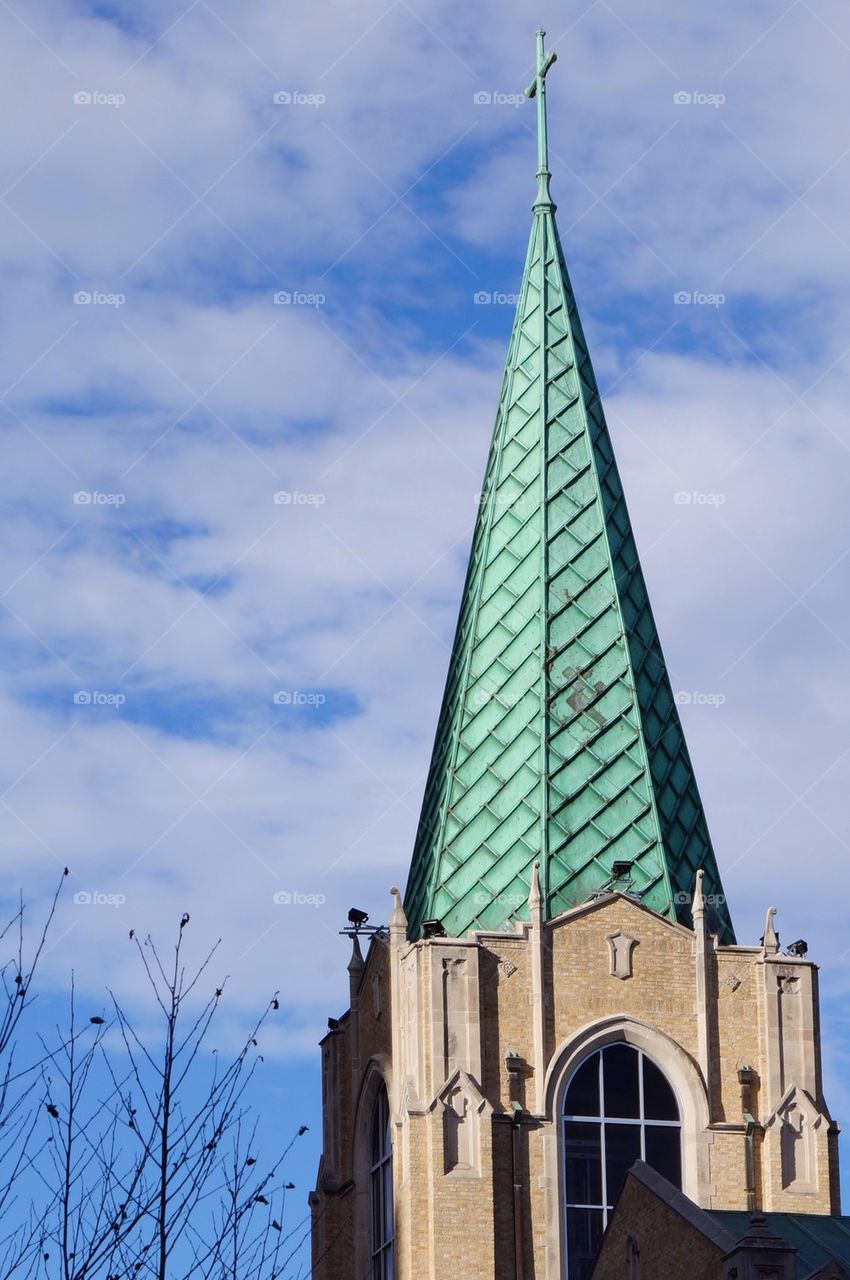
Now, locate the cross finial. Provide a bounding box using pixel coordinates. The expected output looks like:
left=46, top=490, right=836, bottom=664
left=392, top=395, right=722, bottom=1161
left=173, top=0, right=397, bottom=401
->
left=524, top=29, right=557, bottom=210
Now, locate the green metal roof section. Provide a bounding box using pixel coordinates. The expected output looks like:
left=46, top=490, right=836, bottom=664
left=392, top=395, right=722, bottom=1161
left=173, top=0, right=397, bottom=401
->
left=404, top=32, right=734, bottom=944
left=711, top=1214, right=850, bottom=1275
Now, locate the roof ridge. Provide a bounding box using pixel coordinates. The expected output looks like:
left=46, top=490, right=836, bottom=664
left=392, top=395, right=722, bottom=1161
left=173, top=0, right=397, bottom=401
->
left=628, top=1161, right=738, bottom=1251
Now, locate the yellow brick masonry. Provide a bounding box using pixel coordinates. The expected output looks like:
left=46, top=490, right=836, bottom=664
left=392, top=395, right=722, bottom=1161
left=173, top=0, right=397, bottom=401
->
left=590, top=1169, right=729, bottom=1280
left=310, top=891, right=840, bottom=1280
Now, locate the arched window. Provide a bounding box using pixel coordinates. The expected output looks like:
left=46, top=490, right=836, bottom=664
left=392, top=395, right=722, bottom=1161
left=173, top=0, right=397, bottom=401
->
left=562, top=1043, right=681, bottom=1280
left=369, top=1084, right=394, bottom=1280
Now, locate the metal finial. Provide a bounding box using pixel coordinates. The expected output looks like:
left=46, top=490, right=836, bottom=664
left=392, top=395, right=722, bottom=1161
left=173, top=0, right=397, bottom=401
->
left=524, top=29, right=557, bottom=209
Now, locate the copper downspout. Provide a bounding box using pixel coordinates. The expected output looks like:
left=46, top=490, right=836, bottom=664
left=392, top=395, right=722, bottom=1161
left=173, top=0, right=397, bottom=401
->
left=738, top=1065, right=758, bottom=1212
left=511, top=1101, right=525, bottom=1280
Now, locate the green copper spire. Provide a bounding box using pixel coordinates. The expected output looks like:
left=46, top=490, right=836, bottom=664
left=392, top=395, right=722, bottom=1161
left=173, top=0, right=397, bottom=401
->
left=404, top=32, right=734, bottom=944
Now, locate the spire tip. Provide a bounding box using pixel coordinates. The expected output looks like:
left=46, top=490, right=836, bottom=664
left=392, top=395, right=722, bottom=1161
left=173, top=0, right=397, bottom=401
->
left=527, top=29, right=556, bottom=210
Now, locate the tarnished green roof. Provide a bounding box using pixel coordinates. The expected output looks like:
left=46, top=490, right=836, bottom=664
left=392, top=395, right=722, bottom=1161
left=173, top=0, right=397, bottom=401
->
left=711, top=1213, right=850, bottom=1274
left=404, top=32, right=733, bottom=944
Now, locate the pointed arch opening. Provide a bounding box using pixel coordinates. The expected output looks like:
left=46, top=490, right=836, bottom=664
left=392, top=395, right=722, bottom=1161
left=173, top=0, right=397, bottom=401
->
left=352, top=1059, right=395, bottom=1280
left=561, top=1042, right=681, bottom=1279
left=369, top=1083, right=394, bottom=1280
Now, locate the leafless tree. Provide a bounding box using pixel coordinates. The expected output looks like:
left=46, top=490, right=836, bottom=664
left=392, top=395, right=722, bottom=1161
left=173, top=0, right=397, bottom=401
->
left=29, top=914, right=308, bottom=1280
left=0, top=871, right=69, bottom=1279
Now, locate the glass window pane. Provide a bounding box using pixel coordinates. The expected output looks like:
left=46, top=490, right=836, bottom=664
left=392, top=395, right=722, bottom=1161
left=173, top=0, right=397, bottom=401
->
left=603, top=1044, right=640, bottom=1119
left=566, top=1053, right=600, bottom=1117
left=645, top=1125, right=682, bottom=1188
left=371, top=1090, right=383, bottom=1163
left=383, top=1164, right=392, bottom=1238
left=370, top=1086, right=393, bottom=1277
left=563, top=1050, right=681, bottom=1276
left=564, top=1121, right=602, bottom=1206
left=604, top=1122, right=641, bottom=1208
left=371, top=1170, right=381, bottom=1250
left=643, top=1056, right=679, bottom=1121
left=566, top=1207, right=604, bottom=1280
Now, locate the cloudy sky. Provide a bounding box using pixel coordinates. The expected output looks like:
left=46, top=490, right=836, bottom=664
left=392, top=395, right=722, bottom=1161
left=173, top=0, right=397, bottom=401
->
left=2, top=0, right=850, bottom=1221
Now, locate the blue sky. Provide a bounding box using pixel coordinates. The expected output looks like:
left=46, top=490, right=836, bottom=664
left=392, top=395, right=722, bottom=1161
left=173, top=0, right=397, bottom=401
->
left=2, top=0, right=850, bottom=1252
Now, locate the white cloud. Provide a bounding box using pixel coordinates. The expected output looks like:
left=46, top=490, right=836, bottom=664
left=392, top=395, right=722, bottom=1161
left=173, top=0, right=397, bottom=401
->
left=0, top=0, right=849, bottom=1181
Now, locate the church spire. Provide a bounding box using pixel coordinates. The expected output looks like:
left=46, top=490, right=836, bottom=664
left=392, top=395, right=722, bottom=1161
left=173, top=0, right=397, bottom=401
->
left=404, top=33, right=734, bottom=944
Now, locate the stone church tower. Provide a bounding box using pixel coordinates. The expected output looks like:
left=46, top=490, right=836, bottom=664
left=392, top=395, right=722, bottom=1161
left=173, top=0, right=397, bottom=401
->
left=310, top=32, right=840, bottom=1280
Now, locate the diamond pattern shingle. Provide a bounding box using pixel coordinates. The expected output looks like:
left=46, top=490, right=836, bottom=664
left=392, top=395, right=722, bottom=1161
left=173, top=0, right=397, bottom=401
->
left=403, top=190, right=733, bottom=944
